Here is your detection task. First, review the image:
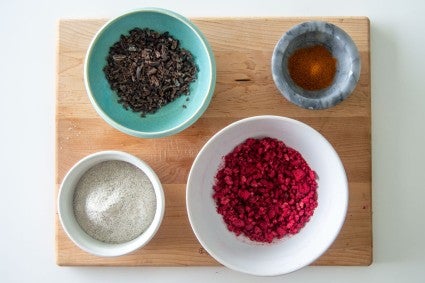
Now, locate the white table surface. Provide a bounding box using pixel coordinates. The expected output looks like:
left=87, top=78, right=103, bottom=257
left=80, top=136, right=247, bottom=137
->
left=1, top=0, right=424, bottom=282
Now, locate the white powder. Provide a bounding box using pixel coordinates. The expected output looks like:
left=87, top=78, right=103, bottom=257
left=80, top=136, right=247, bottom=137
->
left=73, top=160, right=157, bottom=244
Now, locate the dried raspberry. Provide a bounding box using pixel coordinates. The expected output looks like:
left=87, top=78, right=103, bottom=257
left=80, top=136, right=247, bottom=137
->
left=293, top=169, right=306, bottom=181
left=231, top=218, right=245, bottom=228
left=224, top=175, right=233, bottom=185
left=238, top=190, right=251, bottom=200
left=212, top=137, right=318, bottom=243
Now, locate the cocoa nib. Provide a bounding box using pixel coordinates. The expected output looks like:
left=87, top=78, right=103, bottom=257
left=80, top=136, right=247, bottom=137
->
left=103, top=28, right=198, bottom=117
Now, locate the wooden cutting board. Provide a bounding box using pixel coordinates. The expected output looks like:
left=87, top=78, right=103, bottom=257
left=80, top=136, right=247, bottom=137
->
left=56, top=17, right=372, bottom=266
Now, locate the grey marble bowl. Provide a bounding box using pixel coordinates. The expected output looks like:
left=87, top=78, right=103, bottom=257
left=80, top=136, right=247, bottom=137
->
left=271, top=21, right=361, bottom=109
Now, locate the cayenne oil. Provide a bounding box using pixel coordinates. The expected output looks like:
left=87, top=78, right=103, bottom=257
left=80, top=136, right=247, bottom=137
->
left=288, top=45, right=337, bottom=91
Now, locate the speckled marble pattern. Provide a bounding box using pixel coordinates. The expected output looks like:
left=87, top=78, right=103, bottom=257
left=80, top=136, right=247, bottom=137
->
left=271, top=21, right=361, bottom=110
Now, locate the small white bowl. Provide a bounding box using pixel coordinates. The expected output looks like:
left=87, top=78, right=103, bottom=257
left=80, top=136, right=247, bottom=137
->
left=186, top=116, right=348, bottom=276
left=58, top=151, right=165, bottom=257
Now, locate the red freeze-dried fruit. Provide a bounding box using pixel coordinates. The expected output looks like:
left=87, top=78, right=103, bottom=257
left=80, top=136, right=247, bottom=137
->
left=212, top=137, right=318, bottom=243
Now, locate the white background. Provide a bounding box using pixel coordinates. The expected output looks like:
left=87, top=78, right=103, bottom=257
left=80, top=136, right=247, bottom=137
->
left=1, top=0, right=424, bottom=282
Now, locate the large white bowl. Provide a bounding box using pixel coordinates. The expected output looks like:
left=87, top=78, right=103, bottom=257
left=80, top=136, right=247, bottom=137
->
left=186, top=116, right=348, bottom=276
left=58, top=151, right=165, bottom=257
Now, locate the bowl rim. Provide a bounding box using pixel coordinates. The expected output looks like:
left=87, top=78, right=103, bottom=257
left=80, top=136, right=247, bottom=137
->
left=57, top=150, right=165, bottom=257
left=271, top=21, right=361, bottom=110
left=83, top=7, right=216, bottom=138
left=186, top=115, right=348, bottom=276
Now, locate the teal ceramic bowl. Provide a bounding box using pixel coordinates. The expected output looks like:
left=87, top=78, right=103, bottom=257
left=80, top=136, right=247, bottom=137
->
left=84, top=8, right=216, bottom=138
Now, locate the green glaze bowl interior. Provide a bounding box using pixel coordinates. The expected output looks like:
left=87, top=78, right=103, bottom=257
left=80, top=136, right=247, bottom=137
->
left=84, top=8, right=216, bottom=138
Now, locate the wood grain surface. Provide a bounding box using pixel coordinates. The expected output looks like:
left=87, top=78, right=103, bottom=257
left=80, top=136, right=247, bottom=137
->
left=55, top=17, right=372, bottom=266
